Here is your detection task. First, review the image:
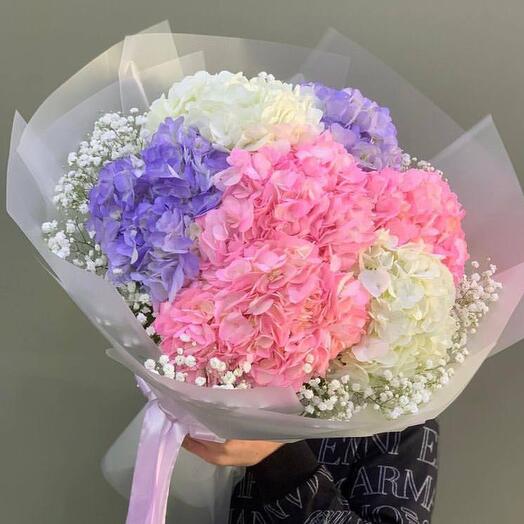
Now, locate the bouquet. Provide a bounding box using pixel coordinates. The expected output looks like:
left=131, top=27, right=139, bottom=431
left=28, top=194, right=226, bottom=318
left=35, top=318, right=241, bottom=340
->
left=7, top=22, right=524, bottom=524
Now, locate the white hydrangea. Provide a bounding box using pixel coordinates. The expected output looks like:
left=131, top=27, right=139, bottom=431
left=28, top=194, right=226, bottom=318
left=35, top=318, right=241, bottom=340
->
left=337, top=230, right=456, bottom=379
left=301, top=241, right=500, bottom=421
left=146, top=71, right=323, bottom=150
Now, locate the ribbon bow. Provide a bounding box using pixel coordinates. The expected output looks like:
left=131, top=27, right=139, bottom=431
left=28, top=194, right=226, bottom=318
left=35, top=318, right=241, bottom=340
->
left=126, top=377, right=190, bottom=524
left=126, top=378, right=235, bottom=524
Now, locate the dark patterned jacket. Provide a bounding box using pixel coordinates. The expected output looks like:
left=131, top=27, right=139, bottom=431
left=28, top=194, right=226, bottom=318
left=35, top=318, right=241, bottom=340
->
left=229, top=420, right=438, bottom=524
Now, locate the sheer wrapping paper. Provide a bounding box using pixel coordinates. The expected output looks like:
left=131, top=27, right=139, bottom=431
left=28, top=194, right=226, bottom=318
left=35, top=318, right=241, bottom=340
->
left=6, top=21, right=524, bottom=524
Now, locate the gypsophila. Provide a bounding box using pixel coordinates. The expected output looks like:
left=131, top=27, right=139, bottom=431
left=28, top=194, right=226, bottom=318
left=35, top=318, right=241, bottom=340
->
left=399, top=154, right=444, bottom=176
left=449, top=262, right=501, bottom=363
left=143, top=350, right=251, bottom=389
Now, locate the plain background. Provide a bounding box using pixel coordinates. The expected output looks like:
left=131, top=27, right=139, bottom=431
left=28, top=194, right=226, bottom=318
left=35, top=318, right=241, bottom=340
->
left=1, top=1, right=523, bottom=522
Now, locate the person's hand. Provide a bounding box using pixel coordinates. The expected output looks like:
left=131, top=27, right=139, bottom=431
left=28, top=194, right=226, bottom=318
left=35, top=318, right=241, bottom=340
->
left=182, top=436, right=284, bottom=467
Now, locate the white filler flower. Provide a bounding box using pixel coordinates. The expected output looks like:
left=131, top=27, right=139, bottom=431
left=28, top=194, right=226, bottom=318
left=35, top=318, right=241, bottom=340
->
left=146, top=71, right=323, bottom=150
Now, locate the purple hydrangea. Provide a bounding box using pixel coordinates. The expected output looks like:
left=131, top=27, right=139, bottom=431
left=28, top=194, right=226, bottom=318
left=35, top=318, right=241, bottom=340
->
left=87, top=117, right=228, bottom=303
left=310, top=83, right=402, bottom=170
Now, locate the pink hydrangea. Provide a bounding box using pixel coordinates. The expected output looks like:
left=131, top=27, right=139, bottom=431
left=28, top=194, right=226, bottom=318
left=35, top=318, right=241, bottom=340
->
left=155, top=236, right=370, bottom=390
left=154, top=133, right=376, bottom=390
left=365, top=167, right=468, bottom=281
left=154, top=285, right=217, bottom=357
left=197, top=133, right=376, bottom=272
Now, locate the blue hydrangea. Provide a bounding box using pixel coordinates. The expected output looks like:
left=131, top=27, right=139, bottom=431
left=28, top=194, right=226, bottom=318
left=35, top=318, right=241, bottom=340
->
left=87, top=117, right=228, bottom=303
left=310, top=83, right=402, bottom=170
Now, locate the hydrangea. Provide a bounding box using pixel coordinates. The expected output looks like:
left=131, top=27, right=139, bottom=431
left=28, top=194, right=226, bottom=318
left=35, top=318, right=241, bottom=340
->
left=154, top=133, right=377, bottom=390
left=146, top=71, right=323, bottom=151
left=335, top=230, right=456, bottom=380
left=87, top=117, right=228, bottom=303
left=310, top=83, right=403, bottom=170
left=365, top=167, right=468, bottom=281
left=198, top=131, right=377, bottom=272
left=155, top=239, right=370, bottom=391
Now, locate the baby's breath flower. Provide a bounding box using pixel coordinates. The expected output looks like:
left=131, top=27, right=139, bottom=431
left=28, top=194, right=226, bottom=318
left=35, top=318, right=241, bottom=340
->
left=144, top=359, right=156, bottom=371
left=158, top=355, right=170, bottom=366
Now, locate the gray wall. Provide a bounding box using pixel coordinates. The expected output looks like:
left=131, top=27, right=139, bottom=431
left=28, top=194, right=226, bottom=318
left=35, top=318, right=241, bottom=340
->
left=1, top=1, right=523, bottom=522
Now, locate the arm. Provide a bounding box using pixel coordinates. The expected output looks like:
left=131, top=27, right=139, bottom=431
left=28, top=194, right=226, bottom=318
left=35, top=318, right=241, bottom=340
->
left=187, top=420, right=439, bottom=523
left=184, top=437, right=366, bottom=523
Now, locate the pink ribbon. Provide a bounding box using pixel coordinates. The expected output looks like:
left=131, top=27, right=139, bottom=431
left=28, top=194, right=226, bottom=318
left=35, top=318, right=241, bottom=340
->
left=125, top=378, right=189, bottom=524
